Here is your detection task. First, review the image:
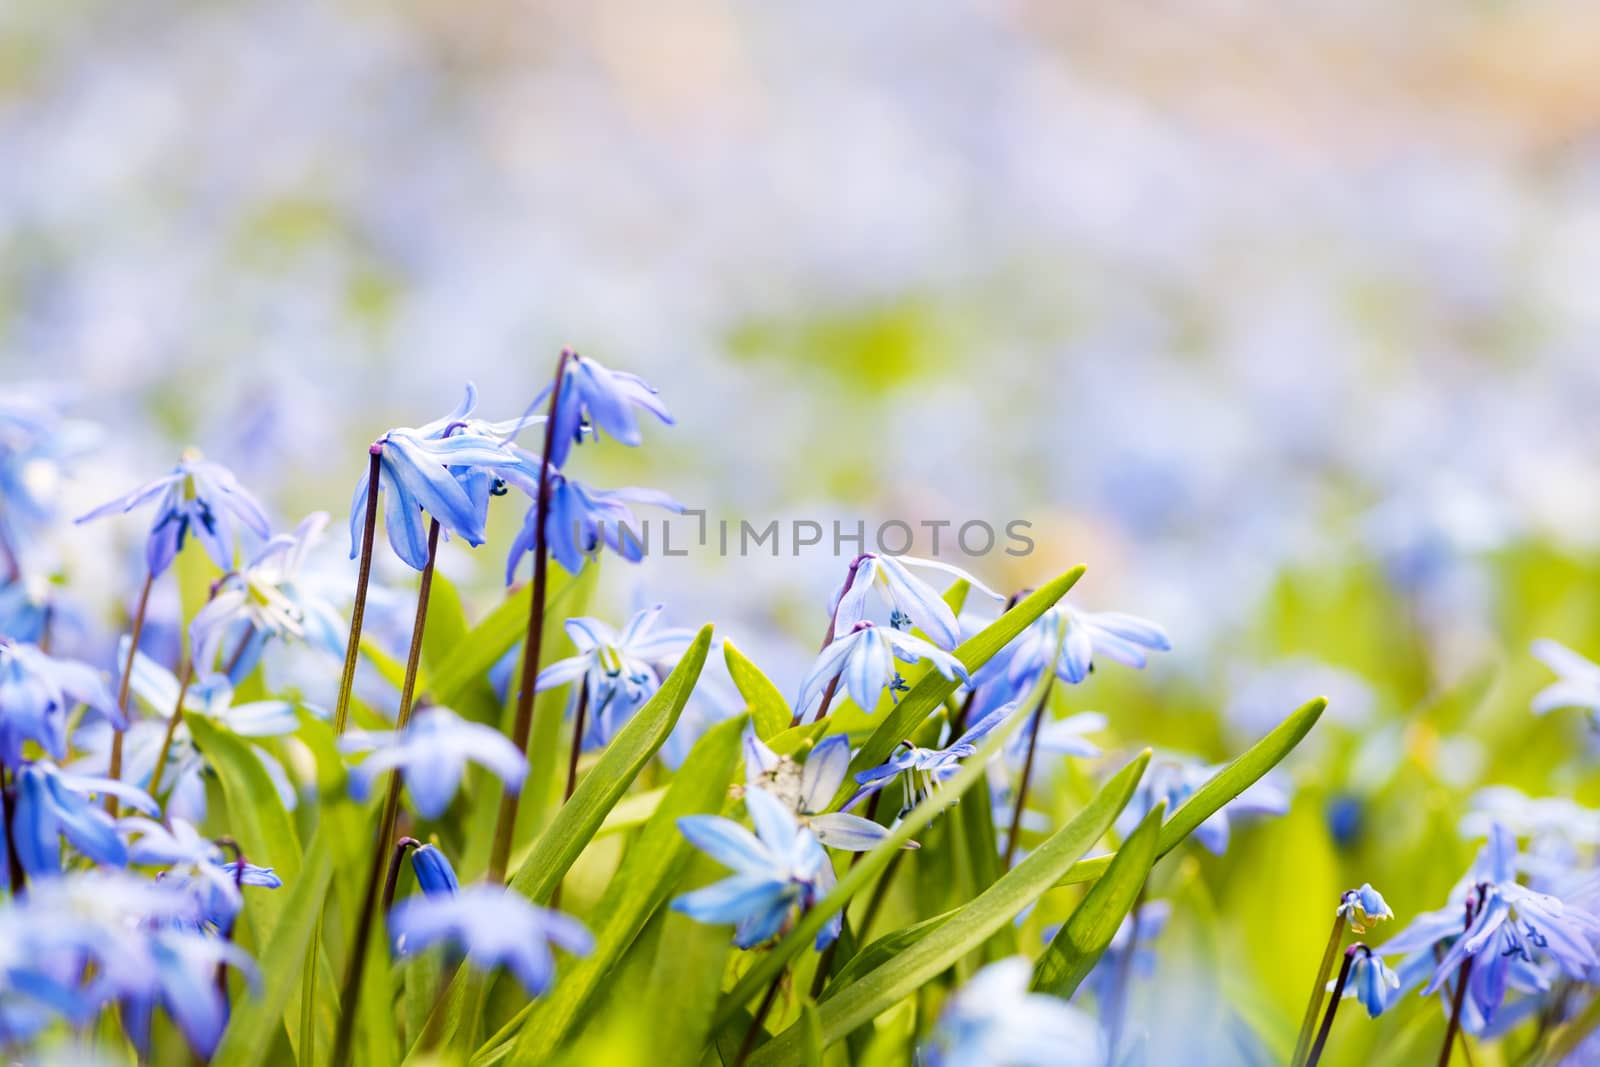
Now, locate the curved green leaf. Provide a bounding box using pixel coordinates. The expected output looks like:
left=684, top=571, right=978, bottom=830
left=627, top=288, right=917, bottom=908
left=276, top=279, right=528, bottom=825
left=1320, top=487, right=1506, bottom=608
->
left=725, top=641, right=792, bottom=740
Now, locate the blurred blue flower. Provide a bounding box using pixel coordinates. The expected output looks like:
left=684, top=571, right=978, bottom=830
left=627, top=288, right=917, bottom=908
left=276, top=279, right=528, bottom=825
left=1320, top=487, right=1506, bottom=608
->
left=341, top=705, right=528, bottom=819
left=982, top=603, right=1170, bottom=690
left=0, top=638, right=119, bottom=763
left=672, top=786, right=840, bottom=949
left=503, top=462, right=682, bottom=579
left=410, top=843, right=458, bottom=897
left=0, top=390, right=98, bottom=563
left=796, top=621, right=968, bottom=720
left=831, top=553, right=999, bottom=650
left=120, top=927, right=258, bottom=1058
left=388, top=884, right=592, bottom=995
left=350, top=387, right=531, bottom=570
left=924, top=957, right=1104, bottom=1067
left=122, top=817, right=280, bottom=929
left=1114, top=755, right=1288, bottom=856
left=77, top=452, right=270, bottom=578
left=10, top=760, right=157, bottom=874
left=1531, top=639, right=1600, bottom=724
left=850, top=702, right=1012, bottom=815
left=744, top=730, right=893, bottom=851
left=535, top=605, right=697, bottom=750
left=540, top=352, right=672, bottom=469
left=1081, top=900, right=1170, bottom=1011
left=1003, top=709, right=1106, bottom=768
left=189, top=511, right=345, bottom=682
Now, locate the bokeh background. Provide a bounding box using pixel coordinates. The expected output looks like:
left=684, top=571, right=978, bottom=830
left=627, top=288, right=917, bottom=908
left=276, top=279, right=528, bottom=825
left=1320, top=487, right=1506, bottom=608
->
left=5, top=1, right=1600, bottom=1061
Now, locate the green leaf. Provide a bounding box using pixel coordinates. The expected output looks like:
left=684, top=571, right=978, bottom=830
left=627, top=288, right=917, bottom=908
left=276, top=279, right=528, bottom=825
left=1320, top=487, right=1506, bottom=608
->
left=725, top=640, right=792, bottom=740
left=800, top=1001, right=824, bottom=1065
left=507, top=625, right=713, bottom=903
left=501, top=712, right=748, bottom=1058
left=1055, top=697, right=1326, bottom=888
left=211, top=826, right=334, bottom=1067
left=750, top=751, right=1150, bottom=1064
left=1032, top=801, right=1164, bottom=998
left=839, top=566, right=1085, bottom=805
left=818, top=911, right=955, bottom=1004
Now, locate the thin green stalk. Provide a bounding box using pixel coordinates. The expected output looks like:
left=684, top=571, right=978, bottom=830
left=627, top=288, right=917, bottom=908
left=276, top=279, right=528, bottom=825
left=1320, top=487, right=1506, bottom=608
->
left=1292, top=900, right=1351, bottom=1067
left=1306, top=945, right=1368, bottom=1067
left=105, top=569, right=154, bottom=815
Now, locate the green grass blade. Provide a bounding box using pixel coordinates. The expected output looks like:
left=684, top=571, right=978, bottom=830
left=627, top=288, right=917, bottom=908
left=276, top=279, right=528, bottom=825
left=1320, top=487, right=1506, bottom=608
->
left=724, top=640, right=792, bottom=740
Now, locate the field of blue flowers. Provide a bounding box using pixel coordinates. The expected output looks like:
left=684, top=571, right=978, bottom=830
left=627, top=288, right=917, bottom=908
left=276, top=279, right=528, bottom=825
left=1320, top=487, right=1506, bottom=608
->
left=6, top=3, right=1600, bottom=1066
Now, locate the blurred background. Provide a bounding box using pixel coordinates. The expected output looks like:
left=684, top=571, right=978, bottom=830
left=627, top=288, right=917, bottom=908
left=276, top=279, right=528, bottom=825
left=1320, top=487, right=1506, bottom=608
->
left=5, top=1, right=1600, bottom=1060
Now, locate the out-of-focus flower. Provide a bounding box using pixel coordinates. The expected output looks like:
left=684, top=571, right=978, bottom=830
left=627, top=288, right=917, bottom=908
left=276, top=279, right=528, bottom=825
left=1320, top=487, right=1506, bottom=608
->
left=535, top=606, right=697, bottom=751
left=1003, top=709, right=1106, bottom=767
left=924, top=957, right=1104, bottom=1066
left=540, top=352, right=672, bottom=469
left=122, top=817, right=280, bottom=929
left=189, top=512, right=344, bottom=682
left=410, top=844, right=458, bottom=897
left=850, top=702, right=1012, bottom=815
left=503, top=462, right=682, bottom=579
left=388, top=885, right=592, bottom=995
left=672, top=786, right=839, bottom=949
left=341, top=705, right=528, bottom=819
left=1081, top=900, right=1171, bottom=1010
left=831, top=553, right=999, bottom=651
left=744, top=731, right=893, bottom=851
left=10, top=760, right=157, bottom=874
left=795, top=621, right=968, bottom=720
left=1530, top=639, right=1600, bottom=723
left=1114, top=755, right=1289, bottom=855
left=0, top=390, right=99, bottom=559
left=0, top=638, right=118, bottom=763
left=76, top=452, right=270, bottom=578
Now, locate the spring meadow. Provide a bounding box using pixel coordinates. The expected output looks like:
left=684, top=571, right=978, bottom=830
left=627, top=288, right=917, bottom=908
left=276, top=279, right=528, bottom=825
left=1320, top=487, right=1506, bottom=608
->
left=5, top=5, right=1600, bottom=1067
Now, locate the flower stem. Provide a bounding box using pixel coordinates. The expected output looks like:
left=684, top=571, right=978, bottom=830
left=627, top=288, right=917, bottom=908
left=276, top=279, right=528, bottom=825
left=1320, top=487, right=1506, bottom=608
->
left=1438, top=893, right=1482, bottom=1067
left=332, top=518, right=441, bottom=1067
left=1306, top=944, right=1369, bottom=1067
left=488, top=348, right=571, bottom=884
left=105, top=569, right=154, bottom=816
left=0, top=764, right=26, bottom=895
left=562, top=683, right=591, bottom=803
left=1001, top=674, right=1057, bottom=869
left=333, top=449, right=383, bottom=736
left=145, top=663, right=194, bottom=800
left=1292, top=900, right=1352, bottom=1067
left=733, top=968, right=784, bottom=1067
left=382, top=837, right=421, bottom=916
left=793, top=554, right=867, bottom=728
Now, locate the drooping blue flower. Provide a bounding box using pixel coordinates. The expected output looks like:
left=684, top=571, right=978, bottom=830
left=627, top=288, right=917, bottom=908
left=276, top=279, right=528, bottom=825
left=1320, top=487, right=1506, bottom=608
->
left=0, top=638, right=119, bottom=763
left=850, top=702, right=1013, bottom=815
left=1530, top=639, right=1600, bottom=724
left=795, top=621, right=969, bottom=721
left=830, top=553, right=1001, bottom=651
left=503, top=461, right=682, bottom=580
left=743, top=730, right=895, bottom=851
left=341, top=704, right=528, bottom=819
left=980, top=602, right=1171, bottom=690
left=10, top=760, right=157, bottom=875
left=119, top=927, right=258, bottom=1058
left=535, top=605, right=697, bottom=750
left=77, top=452, right=270, bottom=578
left=1337, top=883, right=1395, bottom=934
left=189, top=511, right=345, bottom=682
left=924, top=957, right=1105, bottom=1067
left=122, top=817, right=280, bottom=929
left=672, top=786, right=840, bottom=949
left=1338, top=949, right=1400, bottom=1018
left=350, top=387, right=533, bottom=571
left=388, top=885, right=592, bottom=995
left=1114, top=755, right=1289, bottom=856
left=410, top=844, right=459, bottom=897
left=539, top=352, right=673, bottom=469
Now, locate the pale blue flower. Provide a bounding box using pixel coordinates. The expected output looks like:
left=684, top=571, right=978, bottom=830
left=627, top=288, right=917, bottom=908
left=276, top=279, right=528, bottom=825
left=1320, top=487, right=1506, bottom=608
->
left=1338, top=883, right=1394, bottom=934
left=924, top=957, right=1104, bottom=1067
left=672, top=786, right=840, bottom=949
left=388, top=885, right=592, bottom=995
left=1115, top=755, right=1288, bottom=856
left=503, top=461, right=681, bottom=579
left=1531, top=639, right=1600, bottom=723
left=341, top=705, right=528, bottom=819
left=831, top=553, right=1000, bottom=650
left=121, top=817, right=280, bottom=929
left=1338, top=949, right=1400, bottom=1018
left=850, top=702, right=1013, bottom=815
left=10, top=760, right=157, bottom=875
left=77, top=453, right=270, bottom=578
left=535, top=605, right=697, bottom=750
left=539, top=352, right=672, bottom=469
left=981, top=602, right=1170, bottom=690
left=744, top=730, right=893, bottom=851
left=795, top=621, right=969, bottom=720
left=0, top=638, right=119, bottom=763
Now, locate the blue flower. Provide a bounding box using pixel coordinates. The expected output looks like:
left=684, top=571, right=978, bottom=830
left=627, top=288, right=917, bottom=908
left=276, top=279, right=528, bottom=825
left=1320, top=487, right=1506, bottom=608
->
left=1530, top=639, right=1600, bottom=723
left=978, top=602, right=1170, bottom=694
left=341, top=704, right=528, bottom=819
left=535, top=606, right=698, bottom=750
left=121, top=927, right=258, bottom=1057
left=0, top=390, right=98, bottom=557
left=850, top=702, right=1013, bottom=815
left=1114, top=755, right=1288, bottom=856
left=77, top=452, right=270, bottom=578
left=189, top=511, right=345, bottom=682
left=924, top=957, right=1104, bottom=1067
left=1081, top=900, right=1170, bottom=1011
left=410, top=844, right=459, bottom=897
left=503, top=462, right=682, bottom=580
left=388, top=885, right=592, bottom=995
left=0, top=638, right=119, bottom=763
left=1338, top=883, right=1394, bottom=934
left=744, top=730, right=895, bottom=851
left=539, top=352, right=673, bottom=469
left=1339, top=949, right=1400, bottom=1018
left=350, top=387, right=532, bottom=571
left=672, top=786, right=840, bottom=949
left=831, top=553, right=1000, bottom=650
left=10, top=760, right=157, bottom=874
left=795, top=621, right=969, bottom=720
left=122, top=817, right=280, bottom=929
